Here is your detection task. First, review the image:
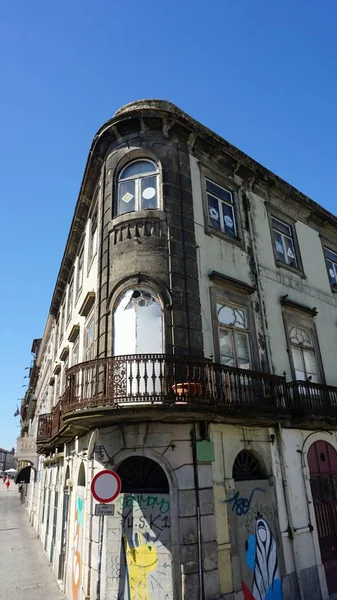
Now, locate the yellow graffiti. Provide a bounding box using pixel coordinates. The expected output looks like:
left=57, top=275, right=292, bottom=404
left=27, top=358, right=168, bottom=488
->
left=123, top=532, right=158, bottom=600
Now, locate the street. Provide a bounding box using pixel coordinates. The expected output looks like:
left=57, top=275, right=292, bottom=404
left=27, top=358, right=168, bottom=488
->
left=0, top=483, right=65, bottom=600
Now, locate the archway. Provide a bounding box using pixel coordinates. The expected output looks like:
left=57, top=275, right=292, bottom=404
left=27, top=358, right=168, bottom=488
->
left=308, top=440, right=337, bottom=596
left=230, top=449, right=283, bottom=600
left=107, top=456, right=173, bottom=600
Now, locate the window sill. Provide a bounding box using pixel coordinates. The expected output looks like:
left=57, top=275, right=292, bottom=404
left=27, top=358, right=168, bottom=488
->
left=275, top=260, right=306, bottom=279
left=204, top=223, right=244, bottom=250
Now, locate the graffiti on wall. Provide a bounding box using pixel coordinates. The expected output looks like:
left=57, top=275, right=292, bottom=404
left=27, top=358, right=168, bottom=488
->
left=223, top=488, right=265, bottom=516
left=123, top=532, right=158, bottom=600
left=72, top=496, right=84, bottom=600
left=242, top=513, right=282, bottom=600
left=106, top=493, right=172, bottom=600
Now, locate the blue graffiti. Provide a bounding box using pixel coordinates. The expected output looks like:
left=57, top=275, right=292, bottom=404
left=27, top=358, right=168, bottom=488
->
left=245, top=534, right=256, bottom=571
left=223, top=488, right=265, bottom=516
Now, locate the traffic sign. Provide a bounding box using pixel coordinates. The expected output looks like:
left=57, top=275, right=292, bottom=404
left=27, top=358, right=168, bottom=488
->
left=95, top=503, right=115, bottom=516
left=91, top=470, right=121, bottom=503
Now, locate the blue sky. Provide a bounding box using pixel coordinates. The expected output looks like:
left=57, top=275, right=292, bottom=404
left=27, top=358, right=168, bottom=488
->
left=1, top=1, right=337, bottom=449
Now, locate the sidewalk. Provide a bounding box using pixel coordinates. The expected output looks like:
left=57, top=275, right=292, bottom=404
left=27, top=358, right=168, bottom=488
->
left=0, top=483, right=65, bottom=600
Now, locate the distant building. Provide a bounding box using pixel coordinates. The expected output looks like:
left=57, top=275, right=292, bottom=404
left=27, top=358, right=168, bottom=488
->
left=0, top=447, right=16, bottom=472
left=18, top=100, right=337, bottom=600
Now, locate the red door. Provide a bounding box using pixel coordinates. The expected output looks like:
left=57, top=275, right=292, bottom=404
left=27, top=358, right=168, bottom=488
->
left=308, top=440, right=337, bottom=595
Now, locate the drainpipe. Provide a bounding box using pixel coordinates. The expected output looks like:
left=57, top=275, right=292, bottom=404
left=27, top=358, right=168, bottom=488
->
left=245, top=186, right=304, bottom=597
left=243, top=185, right=273, bottom=373
left=191, top=424, right=204, bottom=600
left=277, top=423, right=305, bottom=600
left=96, top=161, right=106, bottom=360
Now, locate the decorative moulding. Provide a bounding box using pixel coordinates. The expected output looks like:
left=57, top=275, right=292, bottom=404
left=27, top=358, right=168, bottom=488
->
left=209, top=271, right=255, bottom=295
left=68, top=324, right=80, bottom=343
left=79, top=292, right=95, bottom=317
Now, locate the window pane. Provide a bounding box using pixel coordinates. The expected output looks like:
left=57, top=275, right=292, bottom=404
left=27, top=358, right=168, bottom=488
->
left=120, top=160, right=156, bottom=180
left=235, top=333, right=250, bottom=369
left=118, top=180, right=135, bottom=214
left=303, top=350, right=318, bottom=382
left=207, top=194, right=221, bottom=230
left=114, top=289, right=163, bottom=355
left=283, top=236, right=297, bottom=268
left=273, top=230, right=286, bottom=263
left=222, top=202, right=236, bottom=238
left=217, top=304, right=235, bottom=326
left=325, top=248, right=337, bottom=263
left=291, top=347, right=305, bottom=380
left=271, top=218, right=291, bottom=236
left=141, top=176, right=158, bottom=210
left=219, top=329, right=234, bottom=365
left=326, top=259, right=337, bottom=287
left=206, top=179, right=232, bottom=203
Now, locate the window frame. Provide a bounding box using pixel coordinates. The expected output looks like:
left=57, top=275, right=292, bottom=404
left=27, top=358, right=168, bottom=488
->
left=282, top=307, right=325, bottom=384
left=267, top=207, right=304, bottom=277
left=66, top=275, right=74, bottom=325
left=322, top=239, right=337, bottom=293
left=199, top=164, right=244, bottom=248
left=209, top=279, right=259, bottom=370
left=84, top=310, right=95, bottom=362
left=76, top=245, right=84, bottom=300
left=116, top=159, right=160, bottom=217
left=71, top=338, right=80, bottom=367
left=87, top=202, right=98, bottom=272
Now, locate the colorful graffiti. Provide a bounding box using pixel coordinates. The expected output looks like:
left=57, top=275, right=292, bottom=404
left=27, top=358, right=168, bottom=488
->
left=123, top=532, right=158, bottom=600
left=106, top=493, right=173, bottom=600
left=242, top=513, right=283, bottom=600
left=72, top=496, right=84, bottom=600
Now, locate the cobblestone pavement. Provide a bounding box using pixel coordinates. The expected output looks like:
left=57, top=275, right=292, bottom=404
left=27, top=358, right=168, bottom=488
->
left=0, top=482, right=65, bottom=600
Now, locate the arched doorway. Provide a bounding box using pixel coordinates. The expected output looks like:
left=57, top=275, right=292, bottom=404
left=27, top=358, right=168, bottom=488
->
left=58, top=466, right=70, bottom=582
left=229, top=450, right=283, bottom=600
left=106, top=456, right=173, bottom=600
left=308, top=440, right=337, bottom=596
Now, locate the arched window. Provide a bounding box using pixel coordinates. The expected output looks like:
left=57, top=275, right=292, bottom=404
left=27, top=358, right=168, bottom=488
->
left=117, top=456, right=169, bottom=493
left=114, top=288, right=163, bottom=355
left=233, top=450, right=265, bottom=481
left=288, top=325, right=318, bottom=382
left=78, top=462, right=86, bottom=487
left=117, top=159, right=159, bottom=215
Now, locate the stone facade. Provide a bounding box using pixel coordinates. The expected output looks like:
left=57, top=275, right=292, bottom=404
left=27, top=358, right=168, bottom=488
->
left=19, top=100, right=337, bottom=600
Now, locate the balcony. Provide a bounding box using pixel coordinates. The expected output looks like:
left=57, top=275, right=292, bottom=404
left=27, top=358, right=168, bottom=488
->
left=16, top=436, right=37, bottom=465
left=287, top=380, right=337, bottom=417
left=36, top=355, right=337, bottom=450
left=37, top=354, right=287, bottom=447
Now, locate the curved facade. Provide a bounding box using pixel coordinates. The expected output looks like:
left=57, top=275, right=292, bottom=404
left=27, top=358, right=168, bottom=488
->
left=18, top=100, right=337, bottom=600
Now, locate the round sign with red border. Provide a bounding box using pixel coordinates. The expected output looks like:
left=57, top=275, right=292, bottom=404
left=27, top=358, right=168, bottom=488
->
left=91, top=470, right=121, bottom=503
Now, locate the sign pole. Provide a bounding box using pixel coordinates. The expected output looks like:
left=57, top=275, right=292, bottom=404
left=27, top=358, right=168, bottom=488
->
left=96, top=514, right=104, bottom=600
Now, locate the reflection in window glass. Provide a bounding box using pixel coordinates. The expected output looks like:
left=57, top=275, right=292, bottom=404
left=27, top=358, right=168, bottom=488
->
left=325, top=247, right=337, bottom=289
left=206, top=179, right=237, bottom=238
left=117, top=160, right=159, bottom=216
left=289, top=325, right=318, bottom=382
left=217, top=302, right=250, bottom=369
left=114, top=288, right=163, bottom=355
left=271, top=217, right=298, bottom=268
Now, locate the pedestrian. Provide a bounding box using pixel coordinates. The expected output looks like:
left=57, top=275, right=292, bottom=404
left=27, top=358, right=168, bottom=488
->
left=5, top=478, right=10, bottom=490
left=3, top=475, right=7, bottom=484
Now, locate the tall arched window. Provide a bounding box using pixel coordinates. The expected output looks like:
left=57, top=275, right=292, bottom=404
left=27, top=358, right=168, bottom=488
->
left=114, top=288, right=163, bottom=356
left=117, top=159, right=159, bottom=215
left=117, top=456, right=169, bottom=493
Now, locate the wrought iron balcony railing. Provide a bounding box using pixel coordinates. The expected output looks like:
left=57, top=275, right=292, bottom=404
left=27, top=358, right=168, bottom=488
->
left=287, top=380, right=337, bottom=416
left=36, top=355, right=337, bottom=447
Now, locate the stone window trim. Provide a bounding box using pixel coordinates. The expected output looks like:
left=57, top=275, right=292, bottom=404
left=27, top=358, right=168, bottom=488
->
left=266, top=204, right=305, bottom=278
left=320, top=235, right=337, bottom=294
left=66, top=273, right=74, bottom=325
left=281, top=305, right=325, bottom=384
left=109, top=149, right=163, bottom=219
left=199, top=162, right=245, bottom=250
left=107, top=274, right=173, bottom=356
left=209, top=278, right=259, bottom=369
left=87, top=192, right=99, bottom=274
left=75, top=243, right=85, bottom=302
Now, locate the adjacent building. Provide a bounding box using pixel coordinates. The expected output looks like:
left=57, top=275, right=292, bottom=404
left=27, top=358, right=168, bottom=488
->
left=18, top=100, right=337, bottom=600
